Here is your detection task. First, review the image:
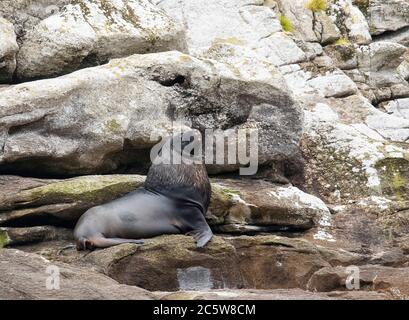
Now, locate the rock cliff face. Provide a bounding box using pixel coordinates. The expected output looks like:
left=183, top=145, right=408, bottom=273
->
left=1, top=0, right=409, bottom=300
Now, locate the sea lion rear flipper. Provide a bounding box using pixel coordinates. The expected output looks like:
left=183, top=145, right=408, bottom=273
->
left=82, top=236, right=144, bottom=250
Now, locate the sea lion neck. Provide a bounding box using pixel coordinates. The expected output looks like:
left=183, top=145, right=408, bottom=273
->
left=144, top=184, right=206, bottom=215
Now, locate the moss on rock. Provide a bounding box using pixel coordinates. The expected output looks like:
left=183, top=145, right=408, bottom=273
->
left=23, top=175, right=145, bottom=204
left=279, top=15, right=293, bottom=33
left=306, top=0, right=328, bottom=12
left=0, top=229, right=10, bottom=248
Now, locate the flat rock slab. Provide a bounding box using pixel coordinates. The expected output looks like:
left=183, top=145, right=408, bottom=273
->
left=0, top=246, right=390, bottom=300
left=0, top=175, right=145, bottom=226
left=0, top=226, right=72, bottom=247
left=0, top=248, right=153, bottom=299
left=20, top=235, right=331, bottom=292
left=0, top=175, right=330, bottom=235
left=156, top=288, right=389, bottom=300
left=308, top=265, right=409, bottom=299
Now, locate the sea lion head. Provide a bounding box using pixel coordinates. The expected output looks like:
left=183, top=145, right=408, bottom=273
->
left=159, top=129, right=203, bottom=164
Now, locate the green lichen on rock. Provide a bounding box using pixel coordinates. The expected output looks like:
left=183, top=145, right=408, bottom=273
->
left=138, top=235, right=235, bottom=257
left=106, top=119, right=121, bottom=133
left=0, top=229, right=10, bottom=248
left=144, top=30, right=160, bottom=46
left=71, top=0, right=91, bottom=16
left=23, top=175, right=145, bottom=204
left=213, top=37, right=246, bottom=46
left=375, top=158, right=409, bottom=201
left=211, top=184, right=241, bottom=202
left=302, top=137, right=370, bottom=202
left=120, top=4, right=142, bottom=29
left=207, top=184, right=243, bottom=223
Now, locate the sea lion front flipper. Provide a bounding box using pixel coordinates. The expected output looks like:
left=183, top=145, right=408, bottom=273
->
left=191, top=228, right=213, bottom=248
left=186, top=220, right=213, bottom=248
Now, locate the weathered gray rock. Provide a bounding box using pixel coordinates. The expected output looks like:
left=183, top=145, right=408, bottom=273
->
left=281, top=63, right=358, bottom=98
left=357, top=42, right=407, bottom=72
left=0, top=17, right=19, bottom=83
left=157, top=288, right=389, bottom=300
left=275, top=0, right=318, bottom=42
left=301, top=96, right=409, bottom=203
left=0, top=0, right=71, bottom=43
left=0, top=248, right=153, bottom=299
left=15, top=0, right=187, bottom=80
left=362, top=0, right=409, bottom=36
left=276, top=0, right=341, bottom=44
left=365, top=111, right=409, bottom=142
left=274, top=0, right=372, bottom=45
left=383, top=98, right=409, bottom=119
left=155, top=0, right=307, bottom=67
left=0, top=51, right=302, bottom=175
left=0, top=226, right=72, bottom=247
left=308, top=265, right=409, bottom=298
left=398, top=54, right=409, bottom=80
left=307, top=73, right=358, bottom=98
left=324, top=43, right=359, bottom=70
left=375, top=27, right=409, bottom=47
left=329, top=0, right=372, bottom=44
left=42, top=235, right=331, bottom=291
left=15, top=4, right=96, bottom=81
left=0, top=175, right=145, bottom=226
left=345, top=42, right=409, bottom=103
left=209, top=179, right=331, bottom=234
left=306, top=197, right=409, bottom=266
left=327, top=41, right=409, bottom=103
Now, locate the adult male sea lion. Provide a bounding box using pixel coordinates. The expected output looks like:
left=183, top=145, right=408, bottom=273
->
left=74, top=130, right=213, bottom=250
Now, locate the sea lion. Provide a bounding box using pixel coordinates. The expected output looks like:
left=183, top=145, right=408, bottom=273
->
left=74, top=130, right=213, bottom=250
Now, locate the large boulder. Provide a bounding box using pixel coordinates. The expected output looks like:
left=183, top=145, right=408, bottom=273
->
left=155, top=0, right=307, bottom=67
left=15, top=0, right=187, bottom=80
left=0, top=51, right=302, bottom=176
left=0, top=175, right=330, bottom=236
left=28, top=235, right=331, bottom=291
left=0, top=175, right=145, bottom=226
left=0, top=248, right=153, bottom=299
left=0, top=18, right=19, bottom=83
left=0, top=226, right=72, bottom=247
left=157, top=288, right=389, bottom=300
left=358, top=0, right=409, bottom=36
left=280, top=65, right=359, bottom=101
left=210, top=179, right=332, bottom=233
left=0, top=1, right=71, bottom=43
left=308, top=265, right=409, bottom=298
